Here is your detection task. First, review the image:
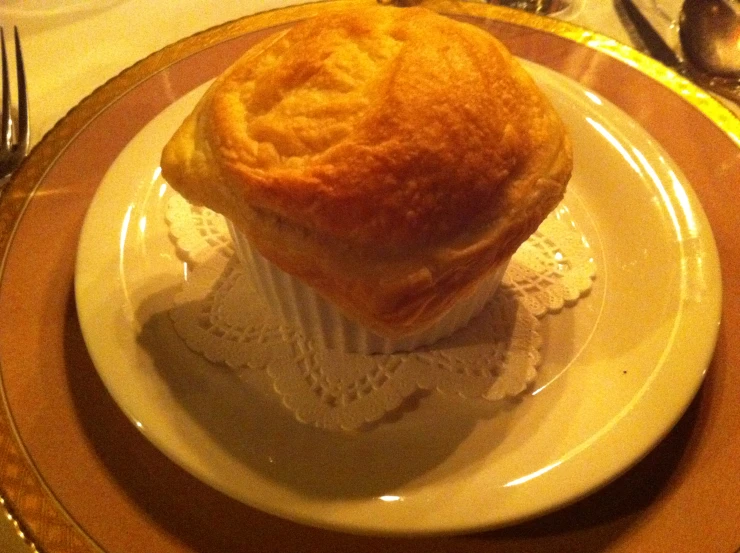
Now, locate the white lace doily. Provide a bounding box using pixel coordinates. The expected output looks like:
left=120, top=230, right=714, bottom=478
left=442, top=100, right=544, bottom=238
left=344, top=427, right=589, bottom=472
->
left=165, top=194, right=595, bottom=431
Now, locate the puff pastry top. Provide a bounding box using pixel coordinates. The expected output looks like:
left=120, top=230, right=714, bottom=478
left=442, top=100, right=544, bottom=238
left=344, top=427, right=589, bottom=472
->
left=161, top=6, right=573, bottom=339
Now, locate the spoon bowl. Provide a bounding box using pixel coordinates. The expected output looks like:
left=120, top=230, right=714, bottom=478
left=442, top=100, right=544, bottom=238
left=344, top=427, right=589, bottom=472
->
left=679, top=0, right=740, bottom=78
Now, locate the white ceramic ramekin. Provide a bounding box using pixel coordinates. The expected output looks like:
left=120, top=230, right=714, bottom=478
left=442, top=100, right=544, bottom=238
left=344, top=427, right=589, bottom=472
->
left=229, top=222, right=508, bottom=354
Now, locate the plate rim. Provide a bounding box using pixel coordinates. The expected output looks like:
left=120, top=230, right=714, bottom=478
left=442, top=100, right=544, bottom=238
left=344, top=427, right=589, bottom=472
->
left=74, top=21, right=722, bottom=538
left=74, top=66, right=723, bottom=535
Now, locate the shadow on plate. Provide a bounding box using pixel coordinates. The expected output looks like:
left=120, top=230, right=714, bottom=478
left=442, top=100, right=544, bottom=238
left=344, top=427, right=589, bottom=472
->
left=130, top=280, right=561, bottom=502
left=62, top=281, right=705, bottom=550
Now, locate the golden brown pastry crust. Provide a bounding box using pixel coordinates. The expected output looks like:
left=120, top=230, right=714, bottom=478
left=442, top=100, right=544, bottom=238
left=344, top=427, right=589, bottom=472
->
left=161, top=6, right=572, bottom=338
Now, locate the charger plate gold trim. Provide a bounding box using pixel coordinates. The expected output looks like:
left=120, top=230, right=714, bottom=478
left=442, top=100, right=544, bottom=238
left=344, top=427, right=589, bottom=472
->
left=0, top=1, right=736, bottom=550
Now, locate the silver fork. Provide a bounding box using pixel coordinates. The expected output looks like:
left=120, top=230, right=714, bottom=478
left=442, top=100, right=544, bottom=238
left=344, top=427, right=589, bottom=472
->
left=0, top=26, right=30, bottom=186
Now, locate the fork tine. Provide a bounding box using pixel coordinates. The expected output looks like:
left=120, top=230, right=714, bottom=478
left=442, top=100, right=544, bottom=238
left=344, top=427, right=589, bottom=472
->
left=13, top=27, right=29, bottom=155
left=1, top=27, right=11, bottom=151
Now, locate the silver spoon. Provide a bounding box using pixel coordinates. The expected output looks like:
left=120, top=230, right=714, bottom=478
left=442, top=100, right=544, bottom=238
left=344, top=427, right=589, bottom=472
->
left=676, top=0, right=740, bottom=106
left=679, top=0, right=740, bottom=78
left=623, top=0, right=740, bottom=106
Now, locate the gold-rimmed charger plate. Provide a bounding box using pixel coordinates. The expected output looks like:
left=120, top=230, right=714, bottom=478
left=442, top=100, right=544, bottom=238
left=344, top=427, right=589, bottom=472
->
left=0, top=1, right=735, bottom=550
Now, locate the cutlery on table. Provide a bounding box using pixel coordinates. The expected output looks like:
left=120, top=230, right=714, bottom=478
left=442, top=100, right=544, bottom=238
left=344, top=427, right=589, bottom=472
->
left=621, top=0, right=740, bottom=107
left=680, top=0, right=740, bottom=78
left=0, top=26, right=29, bottom=189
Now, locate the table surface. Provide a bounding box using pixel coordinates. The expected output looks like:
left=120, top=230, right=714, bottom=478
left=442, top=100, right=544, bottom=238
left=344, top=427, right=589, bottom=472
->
left=0, top=1, right=738, bottom=552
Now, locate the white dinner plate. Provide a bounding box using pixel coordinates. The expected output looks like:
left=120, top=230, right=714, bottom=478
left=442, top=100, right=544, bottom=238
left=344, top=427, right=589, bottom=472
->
left=74, top=58, right=721, bottom=535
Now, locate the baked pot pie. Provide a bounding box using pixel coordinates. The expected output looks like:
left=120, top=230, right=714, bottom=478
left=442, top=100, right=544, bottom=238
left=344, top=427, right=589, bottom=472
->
left=161, top=6, right=573, bottom=352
